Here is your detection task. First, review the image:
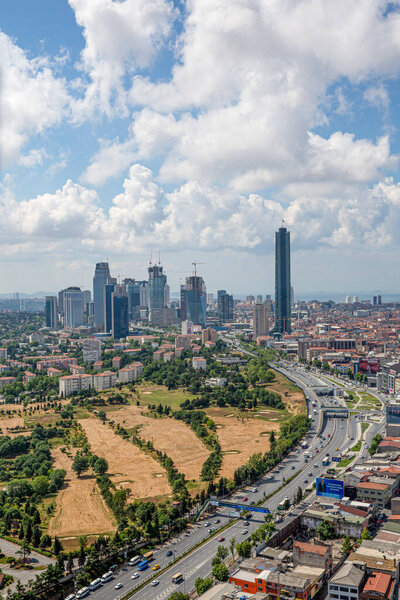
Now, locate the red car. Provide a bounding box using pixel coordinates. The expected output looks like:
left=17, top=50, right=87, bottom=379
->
left=243, top=497, right=248, bottom=501
left=316, top=449, right=319, bottom=453
left=218, top=536, right=225, bottom=542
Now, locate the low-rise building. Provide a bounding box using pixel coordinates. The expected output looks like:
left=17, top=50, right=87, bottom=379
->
left=293, top=541, right=333, bottom=577
left=205, top=377, right=227, bottom=387
left=163, top=352, right=174, bottom=363
left=23, top=371, right=36, bottom=384
left=0, top=377, right=16, bottom=390
left=360, top=571, right=395, bottom=600
left=0, top=348, right=7, bottom=360
left=328, top=562, right=365, bottom=600
left=112, top=356, right=122, bottom=369
left=356, top=481, right=392, bottom=506
left=70, top=364, right=86, bottom=375
left=301, top=504, right=369, bottom=538
left=93, top=360, right=103, bottom=371
left=192, top=357, right=207, bottom=371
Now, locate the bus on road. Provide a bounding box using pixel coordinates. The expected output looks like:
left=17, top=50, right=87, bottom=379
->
left=143, top=551, right=153, bottom=561
left=137, top=560, right=149, bottom=571
left=322, top=456, right=330, bottom=465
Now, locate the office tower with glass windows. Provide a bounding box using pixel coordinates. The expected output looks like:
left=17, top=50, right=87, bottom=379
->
left=64, top=287, right=84, bottom=328
left=45, top=296, right=57, bottom=328
left=274, top=226, right=291, bottom=334
left=104, top=283, right=115, bottom=333
left=148, top=263, right=167, bottom=324
left=93, top=262, right=111, bottom=328
left=112, top=285, right=129, bottom=339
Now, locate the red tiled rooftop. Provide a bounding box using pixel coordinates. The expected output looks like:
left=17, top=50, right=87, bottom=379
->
left=363, top=571, right=393, bottom=596
left=357, top=482, right=389, bottom=490
left=294, top=541, right=328, bottom=556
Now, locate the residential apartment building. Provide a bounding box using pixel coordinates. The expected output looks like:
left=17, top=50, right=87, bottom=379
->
left=59, top=374, right=93, bottom=397
left=192, top=357, right=207, bottom=371
left=93, top=371, right=117, bottom=391
left=82, top=338, right=102, bottom=363
left=118, top=362, right=144, bottom=383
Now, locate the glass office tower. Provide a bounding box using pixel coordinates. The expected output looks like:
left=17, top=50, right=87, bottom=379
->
left=93, top=262, right=111, bottom=328
left=274, top=226, right=291, bottom=334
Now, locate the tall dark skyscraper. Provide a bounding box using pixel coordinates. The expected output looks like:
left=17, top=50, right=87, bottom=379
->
left=218, top=292, right=233, bottom=321
left=274, top=225, right=292, bottom=334
left=112, top=285, right=129, bottom=339
left=93, top=262, right=111, bottom=328
left=182, top=275, right=207, bottom=327
left=104, top=283, right=115, bottom=333
left=148, top=263, right=167, bottom=324
left=45, top=296, right=57, bottom=328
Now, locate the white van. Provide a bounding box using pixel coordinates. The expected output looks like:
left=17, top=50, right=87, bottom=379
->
left=129, top=555, right=141, bottom=566
left=76, top=588, right=90, bottom=599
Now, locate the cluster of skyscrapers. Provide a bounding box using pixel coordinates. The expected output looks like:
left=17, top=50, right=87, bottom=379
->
left=44, top=225, right=294, bottom=339
left=44, top=260, right=218, bottom=339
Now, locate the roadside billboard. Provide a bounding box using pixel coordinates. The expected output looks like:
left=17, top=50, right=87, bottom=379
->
left=316, top=477, right=344, bottom=500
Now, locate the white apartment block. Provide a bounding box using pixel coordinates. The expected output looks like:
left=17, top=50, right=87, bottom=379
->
left=82, top=338, right=102, bottom=363
left=93, top=371, right=118, bottom=391
left=59, top=374, right=93, bottom=397
left=192, top=357, right=207, bottom=371
left=118, top=362, right=144, bottom=383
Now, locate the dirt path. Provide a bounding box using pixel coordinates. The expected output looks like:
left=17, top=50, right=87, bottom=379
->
left=79, top=418, right=171, bottom=501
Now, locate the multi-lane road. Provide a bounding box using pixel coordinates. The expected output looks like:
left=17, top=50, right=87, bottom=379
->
left=85, top=358, right=383, bottom=600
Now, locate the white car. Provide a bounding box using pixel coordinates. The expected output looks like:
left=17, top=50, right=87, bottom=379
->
left=151, top=580, right=160, bottom=587
left=241, top=529, right=248, bottom=535
left=115, top=583, right=123, bottom=590
left=131, top=573, right=139, bottom=580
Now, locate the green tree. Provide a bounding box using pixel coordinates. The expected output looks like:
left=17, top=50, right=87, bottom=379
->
left=72, top=454, right=89, bottom=477
left=316, top=520, right=336, bottom=540
left=25, top=520, right=32, bottom=543
left=342, top=536, right=352, bottom=555
left=212, top=563, right=229, bottom=582
left=195, top=577, right=213, bottom=595
left=78, top=545, right=86, bottom=567
left=67, top=554, right=74, bottom=573
left=93, top=457, right=108, bottom=475
left=32, top=524, right=41, bottom=548
left=168, top=593, right=190, bottom=600
left=236, top=539, right=251, bottom=558
left=216, top=545, right=229, bottom=561
left=52, top=536, right=63, bottom=555
left=32, top=475, right=49, bottom=497
left=229, top=536, right=236, bottom=561
left=360, top=528, right=372, bottom=541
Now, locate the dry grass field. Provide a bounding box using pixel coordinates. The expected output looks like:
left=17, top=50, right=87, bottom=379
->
left=111, top=405, right=210, bottom=481
left=205, top=408, right=280, bottom=478
left=79, top=418, right=172, bottom=501
left=49, top=448, right=116, bottom=544
left=267, top=371, right=306, bottom=414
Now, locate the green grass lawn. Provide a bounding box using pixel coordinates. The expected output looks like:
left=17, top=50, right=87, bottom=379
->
left=351, top=441, right=361, bottom=452
left=362, top=422, right=370, bottom=433
left=136, top=384, right=197, bottom=410
left=337, top=456, right=355, bottom=467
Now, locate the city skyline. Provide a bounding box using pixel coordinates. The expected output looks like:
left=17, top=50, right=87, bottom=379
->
left=1, top=1, right=400, bottom=292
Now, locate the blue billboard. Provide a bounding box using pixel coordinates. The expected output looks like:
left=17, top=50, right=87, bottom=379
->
left=316, top=477, right=344, bottom=500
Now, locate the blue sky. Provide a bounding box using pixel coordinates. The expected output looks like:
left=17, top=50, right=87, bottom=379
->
left=1, top=0, right=400, bottom=297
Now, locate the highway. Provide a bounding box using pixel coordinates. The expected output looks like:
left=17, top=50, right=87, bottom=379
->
left=85, top=358, right=383, bottom=600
